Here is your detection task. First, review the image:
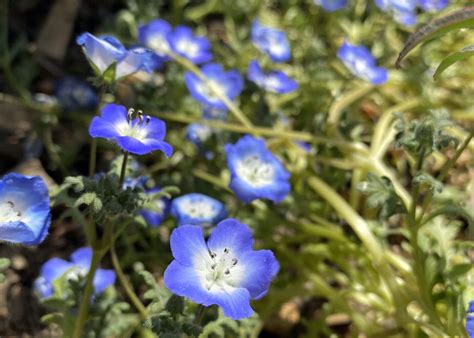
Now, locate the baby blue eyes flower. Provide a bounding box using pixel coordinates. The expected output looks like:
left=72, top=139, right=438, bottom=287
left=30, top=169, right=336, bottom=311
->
left=141, top=188, right=170, bottom=228
left=313, top=0, right=348, bottom=11
left=337, top=41, right=388, bottom=85
left=225, top=135, right=291, bottom=204
left=168, top=26, right=212, bottom=64
left=54, top=76, right=98, bottom=112
left=251, top=20, right=291, bottom=63
left=34, top=247, right=115, bottom=298
left=419, top=0, right=448, bottom=12
left=164, top=218, right=279, bottom=320
left=138, top=19, right=173, bottom=59
left=76, top=33, right=153, bottom=80
left=171, top=193, right=226, bottom=226
left=186, top=123, right=213, bottom=146
left=0, top=173, right=51, bottom=246
left=89, top=103, right=173, bottom=156
left=247, top=60, right=298, bottom=94
left=375, top=0, right=417, bottom=26
left=184, top=63, right=244, bottom=110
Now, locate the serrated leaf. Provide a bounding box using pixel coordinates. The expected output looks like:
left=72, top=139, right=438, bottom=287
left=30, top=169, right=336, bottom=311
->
left=396, top=6, right=474, bottom=67
left=434, top=45, right=474, bottom=80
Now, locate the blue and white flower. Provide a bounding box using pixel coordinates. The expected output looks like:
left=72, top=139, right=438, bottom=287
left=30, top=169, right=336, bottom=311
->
left=225, top=135, right=290, bottom=204
left=375, top=0, right=417, bottom=26
left=171, top=193, right=226, bottom=226
left=0, top=173, right=51, bottom=246
left=186, top=123, right=213, bottom=146
left=168, top=26, right=212, bottom=64
left=164, top=218, right=279, bottom=320
left=337, top=41, right=388, bottom=85
left=138, top=19, right=173, bottom=59
left=89, top=103, right=173, bottom=156
left=141, top=188, right=170, bottom=228
left=54, top=77, right=98, bottom=112
left=251, top=20, right=291, bottom=63
left=247, top=60, right=298, bottom=94
left=184, top=63, right=244, bottom=110
left=76, top=33, right=153, bottom=80
left=34, top=247, right=115, bottom=298
left=467, top=300, right=474, bottom=338
left=313, top=0, right=348, bottom=11
left=418, top=0, right=448, bottom=12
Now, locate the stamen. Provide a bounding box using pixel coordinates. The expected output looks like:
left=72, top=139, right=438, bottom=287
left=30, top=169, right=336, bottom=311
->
left=127, top=108, right=135, bottom=121
left=224, top=269, right=230, bottom=275
left=232, top=258, right=238, bottom=266
left=224, top=248, right=229, bottom=254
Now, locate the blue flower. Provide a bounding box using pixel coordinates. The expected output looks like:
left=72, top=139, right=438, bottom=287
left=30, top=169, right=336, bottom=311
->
left=468, top=301, right=474, bottom=338
left=164, top=218, right=279, bottom=320
left=171, top=193, right=226, bottom=226
left=251, top=20, right=291, bottom=63
left=34, top=247, right=115, bottom=298
left=169, top=26, right=212, bottom=64
left=247, top=60, right=298, bottom=94
left=54, top=76, right=98, bottom=112
left=186, top=123, right=213, bottom=146
left=138, top=19, right=173, bottom=60
left=89, top=103, right=173, bottom=156
left=313, top=0, right=348, bottom=11
left=184, top=63, right=244, bottom=110
left=76, top=33, right=153, bottom=80
left=122, top=176, right=148, bottom=190
left=141, top=187, right=170, bottom=227
left=419, top=0, right=448, bottom=12
left=375, top=0, right=417, bottom=26
left=0, top=173, right=51, bottom=246
left=337, top=41, right=388, bottom=85
left=225, top=135, right=290, bottom=204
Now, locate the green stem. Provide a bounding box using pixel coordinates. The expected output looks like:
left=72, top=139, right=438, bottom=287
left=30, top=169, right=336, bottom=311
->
left=88, top=85, right=107, bottom=177
left=119, top=152, right=129, bottom=187
left=327, top=83, right=374, bottom=127
left=166, top=50, right=253, bottom=128
left=72, top=249, right=104, bottom=338
left=110, top=243, right=148, bottom=320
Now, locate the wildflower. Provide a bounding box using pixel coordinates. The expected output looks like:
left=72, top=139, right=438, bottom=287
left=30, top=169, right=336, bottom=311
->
left=247, top=60, right=298, bottom=94
left=141, top=188, right=170, bottom=227
left=186, top=123, right=213, bottom=146
left=184, top=63, right=243, bottom=110
left=54, top=76, right=98, bottom=112
left=418, top=0, right=448, bottom=12
left=34, top=247, right=115, bottom=298
left=337, top=41, right=388, bottom=85
left=138, top=19, right=173, bottom=59
left=89, top=103, right=173, bottom=156
left=313, top=0, right=348, bottom=11
left=171, top=193, right=226, bottom=226
left=76, top=33, right=153, bottom=81
left=225, top=135, right=290, bottom=203
left=168, top=26, right=212, bottom=64
left=164, top=218, right=279, bottom=320
left=251, top=20, right=290, bottom=63
left=0, top=173, right=51, bottom=246
left=375, top=0, right=417, bottom=26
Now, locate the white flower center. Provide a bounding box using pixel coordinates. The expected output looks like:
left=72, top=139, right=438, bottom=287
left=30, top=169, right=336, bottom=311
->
left=0, top=200, right=23, bottom=223
left=235, top=155, right=275, bottom=187
left=202, top=247, right=239, bottom=291
left=180, top=198, right=218, bottom=219
left=115, top=121, right=149, bottom=141
left=147, top=36, right=170, bottom=55
left=263, top=75, right=280, bottom=91
left=196, top=80, right=227, bottom=102
left=176, top=39, right=199, bottom=58
left=353, top=59, right=371, bottom=80
left=65, top=266, right=88, bottom=282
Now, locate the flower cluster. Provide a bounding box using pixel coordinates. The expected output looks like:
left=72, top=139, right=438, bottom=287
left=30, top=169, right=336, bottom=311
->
left=0, top=173, right=51, bottom=246
left=89, top=103, right=173, bottom=156
left=171, top=193, right=226, bottom=226
left=76, top=33, right=154, bottom=81
left=34, top=247, right=115, bottom=298
left=164, top=219, right=279, bottom=320
left=225, top=135, right=290, bottom=204
left=337, top=41, right=388, bottom=85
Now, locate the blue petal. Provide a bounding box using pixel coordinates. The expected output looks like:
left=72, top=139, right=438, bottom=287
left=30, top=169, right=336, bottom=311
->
left=40, top=257, right=74, bottom=282
left=469, top=301, right=474, bottom=314
left=234, top=250, right=279, bottom=299
left=76, top=33, right=125, bottom=73
left=207, top=287, right=253, bottom=320
left=93, top=268, right=116, bottom=293
left=89, top=103, right=128, bottom=139
left=169, top=225, right=209, bottom=267
left=169, top=26, right=212, bottom=64
left=419, top=0, right=448, bottom=12
left=138, top=19, right=173, bottom=58
left=170, top=193, right=226, bottom=226
left=70, top=247, right=92, bottom=270
left=34, top=276, right=53, bottom=298
left=141, top=209, right=166, bottom=227
left=164, top=260, right=210, bottom=304
left=116, top=48, right=153, bottom=79
left=207, top=219, right=254, bottom=258
left=314, top=0, right=348, bottom=11
left=467, top=316, right=474, bottom=338
left=367, top=67, right=388, bottom=85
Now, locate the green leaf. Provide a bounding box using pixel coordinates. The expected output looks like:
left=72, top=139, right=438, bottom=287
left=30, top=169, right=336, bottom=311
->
left=0, top=258, right=10, bottom=270
left=396, top=6, right=474, bottom=67
left=447, top=263, right=472, bottom=279
left=41, top=313, right=64, bottom=325
left=103, top=62, right=117, bottom=85
left=434, top=44, right=474, bottom=80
